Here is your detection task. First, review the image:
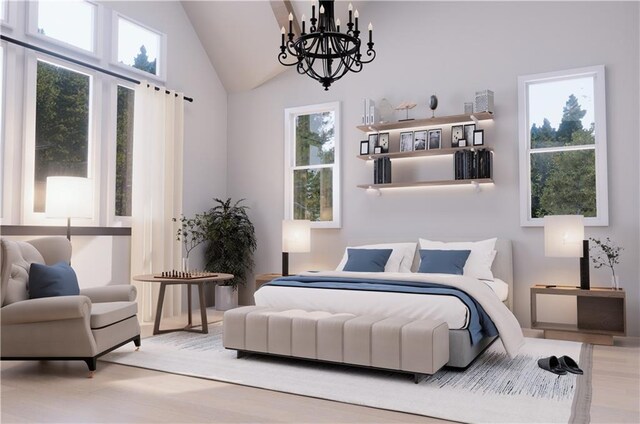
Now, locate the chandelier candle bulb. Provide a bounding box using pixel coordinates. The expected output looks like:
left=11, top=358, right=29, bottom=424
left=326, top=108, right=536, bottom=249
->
left=368, top=22, right=373, bottom=43
left=301, top=14, right=306, bottom=33
left=312, top=1, right=315, bottom=20
left=288, top=12, right=293, bottom=35
left=280, top=26, right=285, bottom=47
left=320, top=5, right=324, bottom=15
left=336, top=18, right=340, bottom=32
left=354, top=10, right=359, bottom=31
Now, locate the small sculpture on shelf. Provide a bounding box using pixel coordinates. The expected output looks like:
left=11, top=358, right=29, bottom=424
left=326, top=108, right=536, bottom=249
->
left=429, top=95, right=438, bottom=118
left=395, top=101, right=417, bottom=121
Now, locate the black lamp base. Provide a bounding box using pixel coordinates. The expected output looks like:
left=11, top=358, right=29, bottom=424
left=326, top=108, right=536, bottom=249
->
left=579, top=239, right=590, bottom=290
left=282, top=251, right=289, bottom=276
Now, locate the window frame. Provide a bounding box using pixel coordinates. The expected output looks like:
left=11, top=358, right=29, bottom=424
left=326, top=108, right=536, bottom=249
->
left=517, top=65, right=608, bottom=227
left=284, top=101, right=341, bottom=229
left=22, top=52, right=102, bottom=226
left=26, top=0, right=102, bottom=58
left=111, top=11, right=167, bottom=82
left=0, top=0, right=16, bottom=29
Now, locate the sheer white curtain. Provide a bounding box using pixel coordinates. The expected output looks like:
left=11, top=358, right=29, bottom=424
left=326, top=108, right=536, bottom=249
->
left=131, top=81, right=184, bottom=322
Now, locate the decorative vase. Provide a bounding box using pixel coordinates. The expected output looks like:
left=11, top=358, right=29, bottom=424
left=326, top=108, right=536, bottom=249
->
left=215, top=285, right=238, bottom=311
left=611, top=275, right=619, bottom=290
left=378, top=98, right=394, bottom=123
left=182, top=257, right=190, bottom=273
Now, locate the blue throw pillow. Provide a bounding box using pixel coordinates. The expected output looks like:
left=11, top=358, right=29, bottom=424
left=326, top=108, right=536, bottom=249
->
left=29, top=262, right=80, bottom=299
left=418, top=249, right=471, bottom=275
left=343, top=248, right=393, bottom=272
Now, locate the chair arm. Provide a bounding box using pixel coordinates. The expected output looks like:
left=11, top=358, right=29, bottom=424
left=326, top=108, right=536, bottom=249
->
left=80, top=285, right=137, bottom=303
left=1, top=296, right=91, bottom=325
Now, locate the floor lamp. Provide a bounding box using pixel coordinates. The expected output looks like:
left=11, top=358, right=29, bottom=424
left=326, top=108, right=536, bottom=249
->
left=282, top=220, right=311, bottom=276
left=45, top=176, right=94, bottom=241
left=544, top=215, right=590, bottom=290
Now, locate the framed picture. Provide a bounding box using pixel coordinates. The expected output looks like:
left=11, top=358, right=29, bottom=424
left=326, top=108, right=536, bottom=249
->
left=451, top=125, right=464, bottom=148
left=427, top=129, right=442, bottom=150
left=473, top=129, right=485, bottom=146
left=373, top=146, right=383, bottom=154
left=458, top=138, right=467, bottom=147
left=413, top=130, right=427, bottom=150
left=379, top=132, right=390, bottom=153
left=400, top=132, right=414, bottom=152
left=368, top=133, right=379, bottom=152
left=360, top=140, right=369, bottom=155
left=463, top=124, right=476, bottom=146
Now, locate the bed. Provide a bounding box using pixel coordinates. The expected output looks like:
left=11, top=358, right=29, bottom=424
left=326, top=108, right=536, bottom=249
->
left=254, top=239, right=520, bottom=368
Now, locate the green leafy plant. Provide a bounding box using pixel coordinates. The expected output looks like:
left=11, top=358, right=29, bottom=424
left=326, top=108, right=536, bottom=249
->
left=172, top=214, right=207, bottom=259
left=589, top=237, right=623, bottom=280
left=202, top=198, right=257, bottom=290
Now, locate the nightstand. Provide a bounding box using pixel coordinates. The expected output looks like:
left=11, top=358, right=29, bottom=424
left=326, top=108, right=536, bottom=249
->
left=530, top=285, right=626, bottom=345
left=255, top=273, right=283, bottom=291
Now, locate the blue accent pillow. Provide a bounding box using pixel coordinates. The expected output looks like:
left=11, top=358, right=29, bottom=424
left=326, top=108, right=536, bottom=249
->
left=343, top=248, right=393, bottom=272
left=418, top=249, right=471, bottom=275
left=29, top=262, right=80, bottom=299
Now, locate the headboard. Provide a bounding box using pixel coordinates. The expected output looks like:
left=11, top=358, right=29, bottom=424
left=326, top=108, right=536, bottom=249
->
left=492, top=239, right=514, bottom=311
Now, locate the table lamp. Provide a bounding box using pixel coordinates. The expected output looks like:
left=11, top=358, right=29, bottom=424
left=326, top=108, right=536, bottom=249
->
left=282, top=219, right=311, bottom=276
left=544, top=215, right=590, bottom=290
left=45, top=176, right=93, bottom=241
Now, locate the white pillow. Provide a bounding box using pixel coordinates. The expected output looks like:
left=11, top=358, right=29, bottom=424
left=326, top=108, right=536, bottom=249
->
left=418, top=238, right=497, bottom=280
left=336, top=243, right=417, bottom=273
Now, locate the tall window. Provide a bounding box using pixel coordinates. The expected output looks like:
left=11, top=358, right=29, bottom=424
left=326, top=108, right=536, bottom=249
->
left=115, top=85, right=134, bottom=217
left=33, top=60, right=91, bottom=212
left=32, top=0, right=97, bottom=53
left=284, top=102, right=341, bottom=228
left=518, top=66, right=608, bottom=226
left=115, top=15, right=164, bottom=78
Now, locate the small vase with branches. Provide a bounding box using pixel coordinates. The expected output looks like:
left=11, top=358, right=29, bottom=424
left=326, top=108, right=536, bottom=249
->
left=589, top=237, right=623, bottom=290
left=173, top=214, right=208, bottom=272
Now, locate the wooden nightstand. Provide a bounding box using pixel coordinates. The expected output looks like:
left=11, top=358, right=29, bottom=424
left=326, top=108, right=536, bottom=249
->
left=255, top=273, right=283, bottom=291
left=531, top=285, right=626, bottom=345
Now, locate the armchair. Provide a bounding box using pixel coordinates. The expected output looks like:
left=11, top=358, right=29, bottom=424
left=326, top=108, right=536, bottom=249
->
left=1, top=237, right=140, bottom=376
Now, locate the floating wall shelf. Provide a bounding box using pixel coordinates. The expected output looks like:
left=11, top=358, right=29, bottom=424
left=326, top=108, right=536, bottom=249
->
left=358, top=146, right=493, bottom=161
left=357, top=178, right=494, bottom=190
left=357, top=111, right=494, bottom=132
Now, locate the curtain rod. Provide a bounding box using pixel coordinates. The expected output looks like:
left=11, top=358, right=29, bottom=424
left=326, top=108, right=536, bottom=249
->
left=1, top=35, right=194, bottom=103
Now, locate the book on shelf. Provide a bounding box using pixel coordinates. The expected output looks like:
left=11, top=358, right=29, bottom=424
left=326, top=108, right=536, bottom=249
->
left=373, top=157, right=392, bottom=184
left=454, top=149, right=491, bottom=180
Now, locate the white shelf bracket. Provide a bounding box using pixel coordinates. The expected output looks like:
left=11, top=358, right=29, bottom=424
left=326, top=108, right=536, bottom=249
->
left=471, top=181, right=481, bottom=193
left=470, top=114, right=479, bottom=124
left=366, top=187, right=382, bottom=197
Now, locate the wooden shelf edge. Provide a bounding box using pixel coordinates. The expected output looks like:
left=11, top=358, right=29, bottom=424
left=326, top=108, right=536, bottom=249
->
left=357, top=178, right=494, bottom=189
left=357, top=146, right=493, bottom=161
left=532, top=321, right=625, bottom=336
left=357, top=111, right=494, bottom=132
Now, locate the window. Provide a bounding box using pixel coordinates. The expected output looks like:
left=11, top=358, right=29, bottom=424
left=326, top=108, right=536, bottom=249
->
left=115, top=85, right=135, bottom=217
left=1, top=0, right=6, bottom=22
left=115, top=14, right=164, bottom=78
left=284, top=102, right=341, bottom=228
left=23, top=58, right=95, bottom=222
left=518, top=66, right=608, bottom=226
left=30, top=0, right=97, bottom=53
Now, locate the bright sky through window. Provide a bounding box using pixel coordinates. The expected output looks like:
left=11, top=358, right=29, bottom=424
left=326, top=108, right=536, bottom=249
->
left=117, top=16, right=160, bottom=75
left=37, top=0, right=95, bottom=52
left=528, top=77, right=595, bottom=129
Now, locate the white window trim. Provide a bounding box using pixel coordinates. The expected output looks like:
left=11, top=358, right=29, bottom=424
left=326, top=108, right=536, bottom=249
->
left=26, top=0, right=102, bottom=59
left=22, top=52, right=102, bottom=226
left=110, top=11, right=167, bottom=82
left=284, top=101, right=341, bottom=229
left=106, top=82, right=134, bottom=227
left=517, top=65, right=608, bottom=227
left=1, top=0, right=17, bottom=29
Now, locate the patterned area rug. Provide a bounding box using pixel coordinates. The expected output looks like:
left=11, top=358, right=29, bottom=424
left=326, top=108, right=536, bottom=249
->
left=102, top=323, right=592, bottom=423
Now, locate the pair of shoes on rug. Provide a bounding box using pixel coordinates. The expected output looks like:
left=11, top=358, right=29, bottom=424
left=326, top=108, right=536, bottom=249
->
left=538, top=355, right=584, bottom=375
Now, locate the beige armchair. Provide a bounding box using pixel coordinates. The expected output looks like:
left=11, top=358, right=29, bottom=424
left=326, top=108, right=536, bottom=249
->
left=1, top=237, right=140, bottom=376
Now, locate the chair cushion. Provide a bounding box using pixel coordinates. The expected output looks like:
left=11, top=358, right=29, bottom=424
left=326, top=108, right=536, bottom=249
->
left=90, top=301, right=138, bottom=329
left=29, top=262, right=80, bottom=299
left=1, top=239, right=46, bottom=306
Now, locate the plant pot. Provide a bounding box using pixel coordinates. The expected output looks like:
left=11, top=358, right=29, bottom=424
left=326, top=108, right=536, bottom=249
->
left=611, top=275, right=619, bottom=290
left=182, top=257, right=190, bottom=273
left=214, top=285, right=238, bottom=311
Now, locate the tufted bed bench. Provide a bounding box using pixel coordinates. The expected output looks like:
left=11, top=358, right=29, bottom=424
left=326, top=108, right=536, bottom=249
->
left=223, top=306, right=449, bottom=383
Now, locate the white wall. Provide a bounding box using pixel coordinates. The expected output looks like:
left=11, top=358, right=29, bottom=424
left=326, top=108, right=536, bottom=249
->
left=227, top=1, right=640, bottom=335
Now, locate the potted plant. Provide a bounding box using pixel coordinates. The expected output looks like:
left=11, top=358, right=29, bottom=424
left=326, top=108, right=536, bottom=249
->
left=589, top=237, right=623, bottom=290
left=172, top=214, right=207, bottom=272
left=202, top=198, right=257, bottom=310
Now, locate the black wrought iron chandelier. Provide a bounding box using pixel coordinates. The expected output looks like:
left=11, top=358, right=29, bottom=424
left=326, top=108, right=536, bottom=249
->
left=278, top=0, right=376, bottom=91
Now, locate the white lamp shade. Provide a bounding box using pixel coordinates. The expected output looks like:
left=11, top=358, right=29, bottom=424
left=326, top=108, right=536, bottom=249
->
left=544, top=215, right=584, bottom=257
left=45, top=176, right=93, bottom=219
left=282, top=220, right=311, bottom=253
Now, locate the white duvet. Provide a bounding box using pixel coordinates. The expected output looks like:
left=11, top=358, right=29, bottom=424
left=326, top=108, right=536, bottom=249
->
left=254, top=271, right=524, bottom=358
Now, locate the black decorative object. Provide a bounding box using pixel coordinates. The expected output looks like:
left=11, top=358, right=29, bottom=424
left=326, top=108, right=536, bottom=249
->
left=278, top=1, right=376, bottom=90
left=429, top=95, right=438, bottom=118
left=580, top=240, right=590, bottom=290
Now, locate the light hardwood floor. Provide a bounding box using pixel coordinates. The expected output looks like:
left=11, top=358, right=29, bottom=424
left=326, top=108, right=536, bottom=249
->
left=2, top=309, right=639, bottom=423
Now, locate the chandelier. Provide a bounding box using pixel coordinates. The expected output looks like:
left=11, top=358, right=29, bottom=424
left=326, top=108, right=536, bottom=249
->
left=278, top=0, right=376, bottom=91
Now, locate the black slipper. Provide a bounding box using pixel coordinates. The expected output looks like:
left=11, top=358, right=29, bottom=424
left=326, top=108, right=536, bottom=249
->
left=559, top=355, right=584, bottom=375
left=538, top=356, right=567, bottom=375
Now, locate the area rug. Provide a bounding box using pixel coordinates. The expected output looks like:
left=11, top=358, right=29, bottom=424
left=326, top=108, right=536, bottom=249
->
left=101, top=323, right=592, bottom=423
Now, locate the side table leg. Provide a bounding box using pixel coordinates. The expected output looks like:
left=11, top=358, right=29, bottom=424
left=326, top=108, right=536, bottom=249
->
left=187, top=283, right=193, bottom=327
left=153, top=283, right=167, bottom=335
left=198, top=282, right=208, bottom=334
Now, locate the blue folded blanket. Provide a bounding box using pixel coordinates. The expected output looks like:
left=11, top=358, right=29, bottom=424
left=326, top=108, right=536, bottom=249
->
left=264, top=276, right=498, bottom=344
